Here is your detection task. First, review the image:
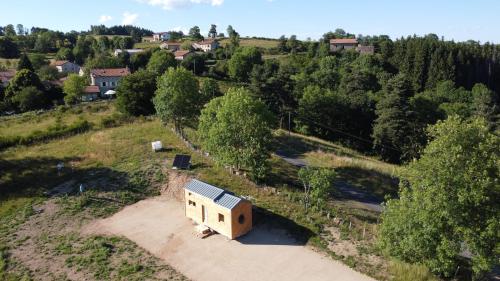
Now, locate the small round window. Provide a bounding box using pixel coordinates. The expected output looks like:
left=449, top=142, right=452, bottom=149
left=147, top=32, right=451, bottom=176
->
left=238, top=214, right=245, bottom=224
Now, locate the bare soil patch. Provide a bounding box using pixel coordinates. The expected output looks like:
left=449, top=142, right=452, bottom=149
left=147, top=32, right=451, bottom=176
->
left=86, top=196, right=376, bottom=281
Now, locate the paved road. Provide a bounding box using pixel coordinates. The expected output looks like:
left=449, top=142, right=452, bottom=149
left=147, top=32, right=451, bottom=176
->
left=274, top=150, right=383, bottom=212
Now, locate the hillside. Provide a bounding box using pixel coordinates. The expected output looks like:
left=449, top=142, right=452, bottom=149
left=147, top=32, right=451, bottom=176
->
left=0, top=102, right=419, bottom=281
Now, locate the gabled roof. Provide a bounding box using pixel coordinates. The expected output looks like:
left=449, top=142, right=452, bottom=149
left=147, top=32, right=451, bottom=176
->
left=196, top=38, right=218, bottom=45
left=0, top=70, right=16, bottom=83
left=185, top=180, right=243, bottom=210
left=52, top=60, right=70, bottom=66
left=174, top=50, right=192, bottom=57
left=330, top=38, right=358, bottom=44
left=83, top=85, right=100, bottom=93
left=90, top=68, right=130, bottom=77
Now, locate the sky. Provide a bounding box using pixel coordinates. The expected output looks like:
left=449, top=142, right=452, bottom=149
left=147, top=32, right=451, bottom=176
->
left=1, top=0, right=498, bottom=43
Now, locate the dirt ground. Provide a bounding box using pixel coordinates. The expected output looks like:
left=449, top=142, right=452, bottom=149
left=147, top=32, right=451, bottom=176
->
left=85, top=196, right=376, bottom=281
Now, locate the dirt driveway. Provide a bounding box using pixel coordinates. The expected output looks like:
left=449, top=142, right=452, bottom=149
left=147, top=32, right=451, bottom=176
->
left=85, top=197, right=375, bottom=281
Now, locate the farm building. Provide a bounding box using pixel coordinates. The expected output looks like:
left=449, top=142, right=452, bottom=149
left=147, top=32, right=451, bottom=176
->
left=184, top=179, right=252, bottom=239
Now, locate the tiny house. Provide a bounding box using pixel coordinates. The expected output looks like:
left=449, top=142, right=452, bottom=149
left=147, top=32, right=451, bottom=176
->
left=184, top=179, right=252, bottom=239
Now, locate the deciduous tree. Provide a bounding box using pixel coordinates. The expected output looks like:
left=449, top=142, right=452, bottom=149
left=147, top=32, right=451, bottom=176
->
left=116, top=70, right=156, bottom=116
left=198, top=87, right=274, bottom=180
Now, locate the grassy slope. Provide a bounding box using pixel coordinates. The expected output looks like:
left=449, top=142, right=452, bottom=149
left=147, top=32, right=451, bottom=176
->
left=0, top=103, right=437, bottom=280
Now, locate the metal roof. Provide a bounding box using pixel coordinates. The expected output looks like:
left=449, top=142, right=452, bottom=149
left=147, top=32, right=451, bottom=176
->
left=214, top=193, right=242, bottom=210
left=185, top=179, right=242, bottom=210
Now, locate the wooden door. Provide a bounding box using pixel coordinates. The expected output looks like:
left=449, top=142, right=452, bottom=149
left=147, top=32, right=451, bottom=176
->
left=202, top=205, right=206, bottom=222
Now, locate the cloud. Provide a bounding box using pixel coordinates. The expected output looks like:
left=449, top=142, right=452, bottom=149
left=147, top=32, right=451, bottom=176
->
left=139, top=0, right=224, bottom=10
left=122, top=12, right=139, bottom=25
left=98, top=15, right=113, bottom=23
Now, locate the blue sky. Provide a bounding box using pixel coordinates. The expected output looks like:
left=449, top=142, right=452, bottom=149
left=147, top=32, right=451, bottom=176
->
left=1, top=0, right=498, bottom=43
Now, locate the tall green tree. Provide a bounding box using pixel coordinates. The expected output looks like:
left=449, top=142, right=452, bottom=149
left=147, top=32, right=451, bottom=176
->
left=228, top=47, right=262, bottom=82
left=17, top=53, right=34, bottom=71
left=0, top=37, right=20, bottom=58
left=153, top=67, right=202, bottom=132
left=116, top=70, right=156, bottom=116
left=188, top=26, right=203, bottom=41
left=198, top=87, right=274, bottom=180
left=146, top=50, right=176, bottom=76
left=62, top=74, right=86, bottom=105
left=199, top=78, right=221, bottom=103
left=208, top=24, right=217, bottom=38
left=379, top=116, right=499, bottom=279
left=372, top=73, right=416, bottom=162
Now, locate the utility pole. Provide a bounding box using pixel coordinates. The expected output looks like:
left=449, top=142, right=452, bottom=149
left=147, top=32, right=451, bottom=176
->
left=288, top=111, right=291, bottom=136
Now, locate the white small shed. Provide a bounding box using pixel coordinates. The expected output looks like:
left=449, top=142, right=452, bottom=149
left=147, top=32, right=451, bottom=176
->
left=151, top=141, right=163, bottom=152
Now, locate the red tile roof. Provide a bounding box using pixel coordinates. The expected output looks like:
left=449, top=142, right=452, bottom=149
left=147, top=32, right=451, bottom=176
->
left=52, top=60, right=69, bottom=66
left=197, top=38, right=217, bottom=45
left=83, top=85, right=100, bottom=93
left=90, top=68, right=130, bottom=77
left=0, top=70, right=16, bottom=83
left=330, top=38, right=358, bottom=44
left=174, top=50, right=192, bottom=57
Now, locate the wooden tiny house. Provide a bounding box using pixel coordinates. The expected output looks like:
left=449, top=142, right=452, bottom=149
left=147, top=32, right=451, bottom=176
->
left=184, top=179, right=252, bottom=239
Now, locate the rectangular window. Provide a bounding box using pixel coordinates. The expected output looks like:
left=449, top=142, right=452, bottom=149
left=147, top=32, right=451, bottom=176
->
left=218, top=213, right=224, bottom=222
left=188, top=200, right=196, bottom=207
left=102, top=81, right=107, bottom=87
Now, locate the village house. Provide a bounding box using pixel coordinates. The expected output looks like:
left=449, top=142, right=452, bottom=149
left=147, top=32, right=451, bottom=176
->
left=153, top=32, right=170, bottom=42
left=113, top=49, right=145, bottom=56
left=330, top=38, right=375, bottom=54
left=174, top=50, right=193, bottom=61
left=0, top=70, right=15, bottom=87
left=330, top=38, right=359, bottom=52
left=192, top=38, right=219, bottom=52
left=90, top=68, right=130, bottom=96
left=160, top=42, right=182, bottom=52
left=184, top=179, right=252, bottom=240
left=51, top=60, right=80, bottom=73
left=81, top=85, right=100, bottom=102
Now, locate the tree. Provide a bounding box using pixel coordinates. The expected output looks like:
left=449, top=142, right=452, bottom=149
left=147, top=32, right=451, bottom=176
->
left=188, top=26, right=203, bottom=41
left=227, top=47, right=262, bottom=82
left=199, top=78, right=221, bottom=103
left=0, top=37, right=20, bottom=58
left=298, top=167, right=336, bottom=211
left=17, top=53, right=34, bottom=72
left=16, top=24, right=24, bottom=36
left=153, top=67, right=202, bottom=132
left=198, top=87, right=274, bottom=180
left=11, top=86, right=48, bottom=112
left=34, top=32, right=55, bottom=52
left=55, top=47, right=74, bottom=61
left=372, top=73, right=416, bottom=162
left=286, top=35, right=299, bottom=53
left=208, top=24, right=217, bottom=38
left=37, top=65, right=59, bottom=81
left=4, top=24, right=16, bottom=37
left=226, top=25, right=240, bottom=54
left=119, top=37, right=134, bottom=49
left=181, top=53, right=206, bottom=75
left=379, top=116, right=499, bottom=279
left=130, top=50, right=152, bottom=71
left=277, top=35, right=288, bottom=52
left=146, top=50, right=176, bottom=76
left=63, top=74, right=86, bottom=104
left=116, top=70, right=156, bottom=116
left=471, top=83, right=498, bottom=129
left=5, top=69, right=43, bottom=99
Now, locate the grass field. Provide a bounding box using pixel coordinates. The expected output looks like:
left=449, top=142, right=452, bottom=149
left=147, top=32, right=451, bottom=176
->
left=220, top=38, right=279, bottom=49
left=133, top=41, right=161, bottom=49
left=0, top=102, right=440, bottom=281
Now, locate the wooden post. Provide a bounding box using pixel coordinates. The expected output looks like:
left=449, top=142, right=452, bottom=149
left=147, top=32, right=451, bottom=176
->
left=288, top=111, right=291, bottom=136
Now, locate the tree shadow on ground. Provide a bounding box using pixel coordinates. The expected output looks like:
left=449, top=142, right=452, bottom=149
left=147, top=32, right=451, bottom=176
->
left=0, top=157, right=153, bottom=203
left=335, top=166, right=399, bottom=200
left=237, top=206, right=315, bottom=246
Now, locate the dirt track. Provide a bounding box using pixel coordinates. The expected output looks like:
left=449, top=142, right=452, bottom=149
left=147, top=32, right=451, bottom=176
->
left=85, top=197, right=375, bottom=281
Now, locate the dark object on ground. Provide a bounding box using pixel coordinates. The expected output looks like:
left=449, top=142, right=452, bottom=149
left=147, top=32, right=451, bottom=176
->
left=172, top=154, right=191, bottom=170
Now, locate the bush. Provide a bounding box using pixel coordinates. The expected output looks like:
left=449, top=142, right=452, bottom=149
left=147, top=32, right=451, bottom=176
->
left=389, top=261, right=439, bottom=281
